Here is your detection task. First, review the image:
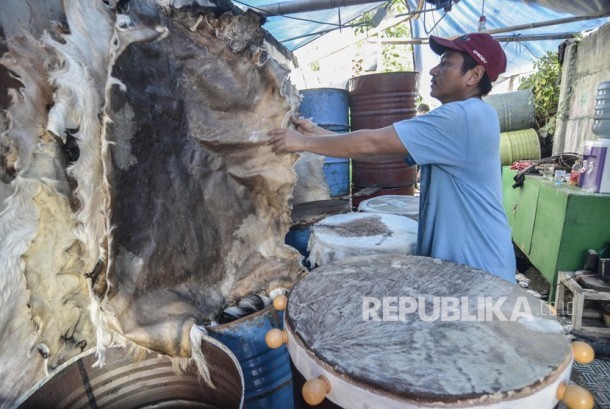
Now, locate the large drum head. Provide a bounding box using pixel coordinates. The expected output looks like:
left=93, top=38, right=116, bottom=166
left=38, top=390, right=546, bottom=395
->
left=286, top=255, right=572, bottom=408
left=307, top=213, right=418, bottom=267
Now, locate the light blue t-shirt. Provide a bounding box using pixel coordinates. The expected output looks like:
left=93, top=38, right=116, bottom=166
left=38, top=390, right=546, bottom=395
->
left=394, top=98, right=516, bottom=283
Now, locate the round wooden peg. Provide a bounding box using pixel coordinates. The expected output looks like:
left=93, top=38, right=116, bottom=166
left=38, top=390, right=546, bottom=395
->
left=302, top=375, right=331, bottom=406
left=265, top=328, right=287, bottom=349
left=273, top=295, right=288, bottom=311
left=571, top=341, right=595, bottom=364
left=556, top=382, right=594, bottom=409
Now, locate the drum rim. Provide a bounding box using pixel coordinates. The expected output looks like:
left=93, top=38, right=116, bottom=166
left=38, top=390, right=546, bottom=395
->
left=285, top=311, right=573, bottom=407
left=284, top=255, right=574, bottom=406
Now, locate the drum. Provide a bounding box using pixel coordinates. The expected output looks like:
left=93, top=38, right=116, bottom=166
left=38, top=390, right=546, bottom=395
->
left=16, top=339, right=244, bottom=409
left=284, top=255, right=575, bottom=408
left=358, top=194, right=420, bottom=221
left=207, top=306, right=294, bottom=409
left=307, top=212, right=418, bottom=267
left=285, top=199, right=351, bottom=264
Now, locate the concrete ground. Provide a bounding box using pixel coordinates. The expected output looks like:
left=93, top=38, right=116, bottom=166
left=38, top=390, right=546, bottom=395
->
left=515, top=251, right=610, bottom=409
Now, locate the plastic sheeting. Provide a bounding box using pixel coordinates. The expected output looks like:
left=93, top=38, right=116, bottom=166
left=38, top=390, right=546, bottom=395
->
left=240, top=0, right=383, bottom=50
left=410, top=0, right=609, bottom=96
left=237, top=0, right=608, bottom=90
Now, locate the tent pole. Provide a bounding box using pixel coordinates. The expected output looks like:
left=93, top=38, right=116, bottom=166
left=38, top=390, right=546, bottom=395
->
left=255, top=0, right=385, bottom=16
left=484, top=12, right=610, bottom=34
left=370, top=33, right=581, bottom=44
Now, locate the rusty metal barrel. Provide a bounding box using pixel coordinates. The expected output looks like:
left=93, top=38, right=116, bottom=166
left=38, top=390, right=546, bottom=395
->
left=16, top=340, right=245, bottom=409
left=348, top=72, right=419, bottom=207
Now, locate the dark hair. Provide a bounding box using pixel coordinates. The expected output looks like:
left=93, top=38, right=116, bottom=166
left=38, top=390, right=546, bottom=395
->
left=417, top=103, right=430, bottom=113
left=461, top=52, right=493, bottom=96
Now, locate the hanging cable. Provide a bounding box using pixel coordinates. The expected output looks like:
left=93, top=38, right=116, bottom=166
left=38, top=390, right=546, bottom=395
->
left=423, top=4, right=448, bottom=35
left=519, top=41, right=542, bottom=59
left=478, top=0, right=486, bottom=32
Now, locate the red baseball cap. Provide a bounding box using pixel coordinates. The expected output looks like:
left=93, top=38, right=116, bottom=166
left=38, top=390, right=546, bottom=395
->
left=429, top=33, right=507, bottom=82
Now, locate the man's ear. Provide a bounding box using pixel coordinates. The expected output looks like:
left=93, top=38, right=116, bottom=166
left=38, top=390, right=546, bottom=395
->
left=467, top=65, right=486, bottom=86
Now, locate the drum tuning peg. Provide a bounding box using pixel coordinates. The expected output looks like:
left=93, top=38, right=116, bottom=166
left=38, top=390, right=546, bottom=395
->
left=302, top=375, right=331, bottom=406
left=265, top=328, right=287, bottom=349
left=571, top=341, right=595, bottom=364
left=556, top=382, right=594, bottom=409
left=273, top=295, right=288, bottom=311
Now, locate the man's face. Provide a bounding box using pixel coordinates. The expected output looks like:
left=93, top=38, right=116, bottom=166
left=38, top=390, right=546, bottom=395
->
left=429, top=50, right=471, bottom=104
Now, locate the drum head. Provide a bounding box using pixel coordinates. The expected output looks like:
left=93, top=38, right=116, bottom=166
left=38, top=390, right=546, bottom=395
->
left=286, top=255, right=571, bottom=406
left=358, top=194, right=420, bottom=220
left=307, top=212, right=418, bottom=267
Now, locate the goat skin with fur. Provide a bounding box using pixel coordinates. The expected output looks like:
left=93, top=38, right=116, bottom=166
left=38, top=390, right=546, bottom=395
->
left=0, top=0, right=302, bottom=405
left=0, top=32, right=97, bottom=406
left=99, top=2, right=302, bottom=357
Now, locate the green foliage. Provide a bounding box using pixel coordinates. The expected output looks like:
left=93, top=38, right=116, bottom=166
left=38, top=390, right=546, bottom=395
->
left=352, top=1, right=413, bottom=73
left=518, top=51, right=561, bottom=137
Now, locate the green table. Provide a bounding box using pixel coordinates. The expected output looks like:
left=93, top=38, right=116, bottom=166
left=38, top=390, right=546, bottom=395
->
left=502, top=167, right=610, bottom=299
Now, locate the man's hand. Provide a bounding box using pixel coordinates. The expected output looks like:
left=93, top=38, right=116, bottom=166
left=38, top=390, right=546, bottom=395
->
left=268, top=128, right=307, bottom=153
left=268, top=116, right=333, bottom=153
left=291, top=116, right=330, bottom=137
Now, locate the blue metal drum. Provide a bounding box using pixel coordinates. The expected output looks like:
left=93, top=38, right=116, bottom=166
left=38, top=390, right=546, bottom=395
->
left=207, top=307, right=293, bottom=409
left=299, top=88, right=350, bottom=197
left=322, top=156, right=350, bottom=198
left=299, top=88, right=349, bottom=133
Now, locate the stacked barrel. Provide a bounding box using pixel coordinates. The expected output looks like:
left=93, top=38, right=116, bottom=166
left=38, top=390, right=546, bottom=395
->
left=299, top=88, right=350, bottom=198
left=348, top=72, right=420, bottom=208
left=483, top=89, right=540, bottom=164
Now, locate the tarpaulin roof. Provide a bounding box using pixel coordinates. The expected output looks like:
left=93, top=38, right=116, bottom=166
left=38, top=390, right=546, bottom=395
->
left=236, top=0, right=609, bottom=81
left=235, top=0, right=384, bottom=50
left=410, top=0, right=609, bottom=75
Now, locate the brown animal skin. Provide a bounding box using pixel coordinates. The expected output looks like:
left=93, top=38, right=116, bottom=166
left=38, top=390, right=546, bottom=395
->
left=0, top=0, right=302, bottom=406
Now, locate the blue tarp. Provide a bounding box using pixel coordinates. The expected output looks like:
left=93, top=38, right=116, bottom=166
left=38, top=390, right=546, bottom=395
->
left=410, top=0, right=609, bottom=76
left=238, top=0, right=608, bottom=80
left=235, top=0, right=383, bottom=50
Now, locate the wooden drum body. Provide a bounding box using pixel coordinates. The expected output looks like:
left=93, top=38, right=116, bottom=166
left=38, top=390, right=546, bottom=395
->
left=285, top=255, right=573, bottom=408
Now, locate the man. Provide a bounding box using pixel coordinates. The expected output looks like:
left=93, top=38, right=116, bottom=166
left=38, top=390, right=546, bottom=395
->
left=268, top=33, right=516, bottom=283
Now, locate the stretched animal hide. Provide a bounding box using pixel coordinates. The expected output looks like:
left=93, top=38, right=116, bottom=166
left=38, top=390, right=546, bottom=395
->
left=0, top=32, right=96, bottom=406
left=293, top=152, right=331, bottom=204
left=98, top=1, right=302, bottom=358
left=0, top=0, right=302, bottom=406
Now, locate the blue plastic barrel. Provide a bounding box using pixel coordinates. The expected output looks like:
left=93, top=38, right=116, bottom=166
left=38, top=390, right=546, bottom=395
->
left=207, top=307, right=293, bottom=409
left=299, top=88, right=350, bottom=197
